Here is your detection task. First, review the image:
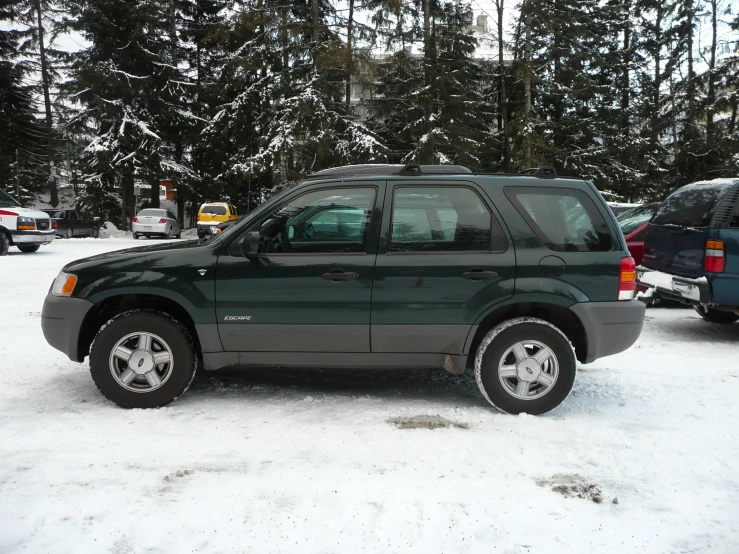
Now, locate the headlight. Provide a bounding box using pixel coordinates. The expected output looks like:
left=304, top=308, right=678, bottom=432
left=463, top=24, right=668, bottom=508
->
left=210, top=226, right=221, bottom=235
left=17, top=216, right=35, bottom=231
left=52, top=271, right=78, bottom=297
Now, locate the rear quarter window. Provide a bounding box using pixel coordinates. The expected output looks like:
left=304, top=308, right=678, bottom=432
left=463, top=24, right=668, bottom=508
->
left=505, top=187, right=614, bottom=252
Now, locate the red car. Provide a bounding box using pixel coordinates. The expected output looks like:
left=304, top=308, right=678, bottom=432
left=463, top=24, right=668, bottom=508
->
left=616, top=203, right=661, bottom=265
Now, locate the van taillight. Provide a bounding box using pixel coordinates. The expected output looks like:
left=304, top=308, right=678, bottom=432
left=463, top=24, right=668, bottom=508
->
left=619, top=257, right=636, bottom=300
left=705, top=240, right=725, bottom=273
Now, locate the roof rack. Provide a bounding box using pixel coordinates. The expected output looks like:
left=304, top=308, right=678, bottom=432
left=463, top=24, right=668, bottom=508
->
left=518, top=166, right=557, bottom=179
left=304, top=163, right=473, bottom=180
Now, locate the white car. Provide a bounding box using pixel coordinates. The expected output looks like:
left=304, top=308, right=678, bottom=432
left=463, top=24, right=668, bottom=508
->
left=0, top=189, right=56, bottom=255
left=132, top=208, right=182, bottom=240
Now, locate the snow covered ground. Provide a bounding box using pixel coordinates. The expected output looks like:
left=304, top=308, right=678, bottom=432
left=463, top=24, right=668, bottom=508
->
left=1, top=238, right=738, bottom=553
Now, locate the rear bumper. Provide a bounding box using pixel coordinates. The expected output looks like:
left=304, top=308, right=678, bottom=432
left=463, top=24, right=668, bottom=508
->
left=41, top=293, right=94, bottom=362
left=636, top=266, right=710, bottom=303
left=132, top=222, right=168, bottom=234
left=570, top=300, right=645, bottom=363
left=11, top=229, right=56, bottom=244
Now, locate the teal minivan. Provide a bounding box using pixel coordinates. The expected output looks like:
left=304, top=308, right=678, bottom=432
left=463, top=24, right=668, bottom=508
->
left=42, top=164, right=645, bottom=414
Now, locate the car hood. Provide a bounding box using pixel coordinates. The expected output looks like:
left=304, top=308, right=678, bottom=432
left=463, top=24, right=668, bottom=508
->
left=0, top=206, right=53, bottom=219
left=63, top=239, right=206, bottom=270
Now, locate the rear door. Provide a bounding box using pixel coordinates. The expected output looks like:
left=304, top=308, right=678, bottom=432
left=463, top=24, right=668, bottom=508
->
left=215, top=183, right=383, bottom=353
left=371, top=181, right=514, bottom=355
left=643, top=182, right=737, bottom=278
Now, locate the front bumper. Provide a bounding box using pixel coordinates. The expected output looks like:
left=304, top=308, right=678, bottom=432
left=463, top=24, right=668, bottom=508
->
left=41, top=293, right=94, bottom=362
left=11, top=229, right=56, bottom=244
left=636, top=266, right=710, bottom=303
left=132, top=222, right=168, bottom=234
left=570, top=300, right=646, bottom=363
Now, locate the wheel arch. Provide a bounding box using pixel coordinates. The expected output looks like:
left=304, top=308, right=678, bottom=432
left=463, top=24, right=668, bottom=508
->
left=464, top=299, right=588, bottom=368
left=78, top=294, right=203, bottom=362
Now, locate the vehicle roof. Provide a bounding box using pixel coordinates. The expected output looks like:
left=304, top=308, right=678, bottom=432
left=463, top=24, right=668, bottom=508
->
left=200, top=202, right=230, bottom=206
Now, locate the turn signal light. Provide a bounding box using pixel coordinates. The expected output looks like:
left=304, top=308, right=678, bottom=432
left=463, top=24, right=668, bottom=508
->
left=52, top=272, right=78, bottom=297
left=619, top=257, right=636, bottom=300
left=705, top=240, right=725, bottom=273
left=17, top=225, right=35, bottom=230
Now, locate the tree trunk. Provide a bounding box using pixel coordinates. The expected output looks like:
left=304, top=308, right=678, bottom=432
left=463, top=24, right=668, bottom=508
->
left=620, top=1, right=631, bottom=136
left=345, top=0, right=354, bottom=111
left=34, top=0, right=58, bottom=207
left=150, top=178, right=160, bottom=209
left=686, top=3, right=696, bottom=132
left=706, top=0, right=717, bottom=145
left=312, top=0, right=319, bottom=49
left=422, top=0, right=433, bottom=164
left=523, top=1, right=532, bottom=167
left=497, top=0, right=510, bottom=172
left=651, top=5, right=663, bottom=148
left=281, top=7, right=289, bottom=95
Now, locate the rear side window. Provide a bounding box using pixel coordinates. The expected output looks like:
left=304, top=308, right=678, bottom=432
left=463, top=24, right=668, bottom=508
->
left=506, top=187, right=613, bottom=252
left=389, top=187, right=505, bottom=252
left=652, top=182, right=736, bottom=228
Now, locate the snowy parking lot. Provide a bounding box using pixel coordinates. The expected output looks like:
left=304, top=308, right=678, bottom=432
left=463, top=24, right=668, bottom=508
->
left=1, top=237, right=739, bottom=553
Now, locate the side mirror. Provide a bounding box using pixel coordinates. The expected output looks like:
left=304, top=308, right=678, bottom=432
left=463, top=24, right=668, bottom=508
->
left=242, top=230, right=260, bottom=256
left=287, top=225, right=295, bottom=240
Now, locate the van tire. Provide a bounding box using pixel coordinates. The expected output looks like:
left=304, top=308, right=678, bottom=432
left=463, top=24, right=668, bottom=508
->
left=18, top=244, right=41, bottom=253
left=0, top=232, right=9, bottom=256
left=475, top=318, right=577, bottom=415
left=693, top=305, right=739, bottom=324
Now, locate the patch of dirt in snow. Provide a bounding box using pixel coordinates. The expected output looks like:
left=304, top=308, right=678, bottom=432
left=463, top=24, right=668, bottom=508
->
left=536, top=473, right=610, bottom=504
left=387, top=415, right=469, bottom=430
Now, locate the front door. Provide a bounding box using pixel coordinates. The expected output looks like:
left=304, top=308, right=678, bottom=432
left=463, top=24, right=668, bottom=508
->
left=215, top=184, right=384, bottom=352
left=371, top=182, right=515, bottom=355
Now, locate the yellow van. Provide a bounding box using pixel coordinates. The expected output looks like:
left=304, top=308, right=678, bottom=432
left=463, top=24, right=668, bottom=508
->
left=196, top=202, right=238, bottom=238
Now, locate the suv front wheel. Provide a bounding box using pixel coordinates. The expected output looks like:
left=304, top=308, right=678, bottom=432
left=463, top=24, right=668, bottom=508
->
left=89, top=310, right=197, bottom=408
left=475, top=318, right=577, bottom=415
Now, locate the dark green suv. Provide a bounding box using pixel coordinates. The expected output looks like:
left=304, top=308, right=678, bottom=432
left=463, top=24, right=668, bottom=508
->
left=41, top=164, right=645, bottom=414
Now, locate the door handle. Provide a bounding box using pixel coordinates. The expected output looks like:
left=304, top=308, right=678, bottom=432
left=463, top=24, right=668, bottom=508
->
left=462, top=270, right=498, bottom=282
left=321, top=269, right=359, bottom=283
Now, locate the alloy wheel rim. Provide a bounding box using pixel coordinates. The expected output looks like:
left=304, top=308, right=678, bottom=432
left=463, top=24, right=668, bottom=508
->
left=109, top=332, right=174, bottom=393
left=498, top=340, right=559, bottom=400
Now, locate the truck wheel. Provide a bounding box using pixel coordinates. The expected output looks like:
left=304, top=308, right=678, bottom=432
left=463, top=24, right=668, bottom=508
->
left=693, top=305, right=739, bottom=324
left=89, top=310, right=197, bottom=409
left=133, top=233, right=140, bottom=240
left=475, top=318, right=577, bottom=415
left=92, top=227, right=100, bottom=238
left=0, top=233, right=9, bottom=256
left=65, top=228, right=73, bottom=239
left=18, top=244, right=41, bottom=253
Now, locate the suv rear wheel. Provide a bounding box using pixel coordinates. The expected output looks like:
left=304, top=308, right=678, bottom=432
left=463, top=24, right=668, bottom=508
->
left=475, top=318, right=577, bottom=415
left=89, top=310, right=197, bottom=408
left=693, top=305, right=739, bottom=324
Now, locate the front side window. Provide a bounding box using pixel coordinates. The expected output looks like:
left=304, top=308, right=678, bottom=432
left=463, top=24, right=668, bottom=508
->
left=68, top=211, right=78, bottom=220
left=257, top=187, right=376, bottom=254
left=617, top=205, right=658, bottom=235
left=506, top=187, right=613, bottom=252
left=389, top=187, right=499, bottom=252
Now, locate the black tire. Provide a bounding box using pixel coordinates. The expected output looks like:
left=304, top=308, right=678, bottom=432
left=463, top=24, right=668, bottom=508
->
left=693, top=305, right=739, bottom=324
left=0, top=232, right=9, bottom=256
left=92, top=227, right=100, bottom=238
left=133, top=233, right=140, bottom=240
left=475, top=318, right=577, bottom=415
left=89, top=310, right=197, bottom=408
left=65, top=227, right=73, bottom=239
left=18, top=244, right=41, bottom=253
left=176, top=231, right=182, bottom=239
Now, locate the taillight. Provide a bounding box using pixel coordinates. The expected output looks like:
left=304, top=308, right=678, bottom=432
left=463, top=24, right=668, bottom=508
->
left=159, top=218, right=167, bottom=223
left=132, top=217, right=138, bottom=223
left=619, top=257, right=636, bottom=300
left=705, top=240, right=725, bottom=273
left=52, top=222, right=58, bottom=229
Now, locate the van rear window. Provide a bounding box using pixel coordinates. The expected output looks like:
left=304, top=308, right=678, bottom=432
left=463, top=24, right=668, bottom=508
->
left=505, top=187, right=613, bottom=252
left=652, top=182, right=736, bottom=228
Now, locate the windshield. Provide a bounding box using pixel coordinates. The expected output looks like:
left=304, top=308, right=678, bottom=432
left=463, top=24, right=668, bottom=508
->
left=652, top=182, right=736, bottom=228
left=138, top=209, right=166, bottom=217
left=0, top=188, right=21, bottom=208
left=617, top=205, right=658, bottom=235
left=201, top=205, right=227, bottom=215
left=43, top=210, right=66, bottom=219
